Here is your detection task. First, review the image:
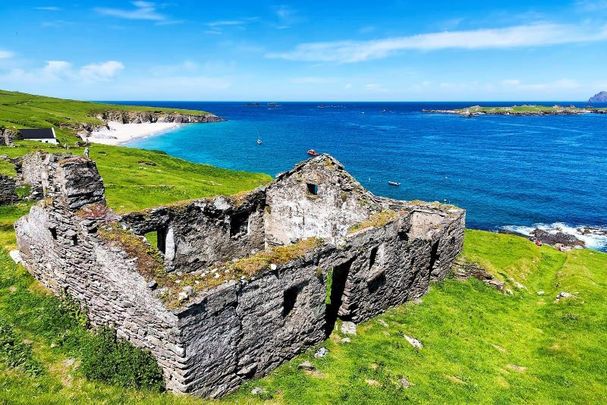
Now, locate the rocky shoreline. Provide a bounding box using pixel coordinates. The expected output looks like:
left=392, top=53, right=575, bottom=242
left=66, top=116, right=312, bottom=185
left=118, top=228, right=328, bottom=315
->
left=423, top=105, right=607, bottom=117
left=500, top=224, right=607, bottom=252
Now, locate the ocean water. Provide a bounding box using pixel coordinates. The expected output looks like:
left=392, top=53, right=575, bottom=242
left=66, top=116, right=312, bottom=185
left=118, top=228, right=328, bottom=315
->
left=120, top=101, right=607, bottom=250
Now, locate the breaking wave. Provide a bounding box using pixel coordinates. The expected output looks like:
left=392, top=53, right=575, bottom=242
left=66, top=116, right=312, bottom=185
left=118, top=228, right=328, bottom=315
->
left=501, top=223, right=607, bottom=252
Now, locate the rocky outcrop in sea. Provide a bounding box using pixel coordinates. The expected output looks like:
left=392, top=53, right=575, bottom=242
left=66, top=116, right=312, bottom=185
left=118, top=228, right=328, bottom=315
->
left=588, top=91, right=607, bottom=103
left=501, top=223, right=607, bottom=252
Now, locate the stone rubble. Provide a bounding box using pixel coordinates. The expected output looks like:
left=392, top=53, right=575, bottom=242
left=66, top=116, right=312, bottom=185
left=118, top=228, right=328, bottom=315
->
left=341, top=321, right=358, bottom=336
left=314, top=347, right=329, bottom=358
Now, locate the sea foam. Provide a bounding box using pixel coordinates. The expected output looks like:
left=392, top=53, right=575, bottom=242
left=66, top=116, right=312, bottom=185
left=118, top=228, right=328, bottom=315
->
left=502, top=222, right=607, bottom=252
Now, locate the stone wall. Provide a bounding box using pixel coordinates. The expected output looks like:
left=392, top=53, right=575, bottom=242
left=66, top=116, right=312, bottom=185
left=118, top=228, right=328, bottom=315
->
left=0, top=127, right=18, bottom=146
left=16, top=152, right=465, bottom=398
left=264, top=157, right=380, bottom=245
left=121, top=190, right=267, bottom=273
left=0, top=175, right=18, bottom=204
left=15, top=152, right=52, bottom=200
left=14, top=156, right=187, bottom=391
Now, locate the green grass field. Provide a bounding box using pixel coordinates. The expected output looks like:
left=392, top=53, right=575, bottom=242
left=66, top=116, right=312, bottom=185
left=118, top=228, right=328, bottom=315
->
left=0, top=230, right=605, bottom=403
left=1, top=90, right=605, bottom=403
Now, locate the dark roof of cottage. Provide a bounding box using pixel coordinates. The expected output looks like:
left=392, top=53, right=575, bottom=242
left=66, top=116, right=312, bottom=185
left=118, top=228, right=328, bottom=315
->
left=19, top=128, right=55, bottom=140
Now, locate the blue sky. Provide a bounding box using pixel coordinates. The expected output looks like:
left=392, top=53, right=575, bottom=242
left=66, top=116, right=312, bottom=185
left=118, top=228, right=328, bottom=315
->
left=1, top=1, right=607, bottom=100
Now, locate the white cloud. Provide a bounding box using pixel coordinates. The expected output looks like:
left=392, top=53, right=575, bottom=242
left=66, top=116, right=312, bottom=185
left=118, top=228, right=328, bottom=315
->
left=268, top=22, right=607, bottom=63
left=95, top=1, right=165, bottom=21
left=0, top=50, right=13, bottom=59
left=80, top=61, right=125, bottom=81
left=43, top=60, right=72, bottom=78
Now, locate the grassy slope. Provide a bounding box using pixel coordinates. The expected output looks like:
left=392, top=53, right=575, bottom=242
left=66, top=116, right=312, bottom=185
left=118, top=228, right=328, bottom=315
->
left=0, top=230, right=605, bottom=403
left=0, top=90, right=206, bottom=143
left=0, top=90, right=271, bottom=209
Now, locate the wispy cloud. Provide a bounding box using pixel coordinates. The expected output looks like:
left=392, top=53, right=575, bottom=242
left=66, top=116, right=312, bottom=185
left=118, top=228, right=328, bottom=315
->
left=204, top=17, right=257, bottom=34
left=499, top=78, right=581, bottom=91
left=95, top=1, right=165, bottom=21
left=268, top=22, right=607, bottom=63
left=207, top=19, right=255, bottom=28
left=35, top=6, right=61, bottom=11
left=2, top=60, right=124, bottom=84
left=0, top=50, right=14, bottom=59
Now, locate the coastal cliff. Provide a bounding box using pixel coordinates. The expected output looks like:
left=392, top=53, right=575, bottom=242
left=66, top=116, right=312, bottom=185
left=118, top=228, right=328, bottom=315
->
left=95, top=110, right=222, bottom=125
left=76, top=110, right=222, bottom=137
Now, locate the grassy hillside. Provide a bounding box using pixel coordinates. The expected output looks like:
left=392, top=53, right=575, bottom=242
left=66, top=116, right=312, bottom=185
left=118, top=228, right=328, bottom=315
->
left=0, top=90, right=271, bottom=210
left=0, top=90, right=206, bottom=144
left=0, top=230, right=605, bottom=403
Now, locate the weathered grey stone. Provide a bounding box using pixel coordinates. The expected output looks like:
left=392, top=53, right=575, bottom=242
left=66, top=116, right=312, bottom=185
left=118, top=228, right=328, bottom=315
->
left=0, top=127, right=18, bottom=146
left=0, top=175, right=18, bottom=204
left=15, top=153, right=465, bottom=398
left=298, top=361, right=315, bottom=371
left=404, top=335, right=423, bottom=350
left=314, top=347, right=328, bottom=358
left=555, top=291, right=574, bottom=301
left=341, top=322, right=357, bottom=336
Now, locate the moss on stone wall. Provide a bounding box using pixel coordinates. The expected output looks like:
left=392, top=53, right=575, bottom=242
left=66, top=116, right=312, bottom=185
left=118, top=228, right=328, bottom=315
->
left=159, top=237, right=323, bottom=309
left=97, top=223, right=164, bottom=280
left=348, top=210, right=399, bottom=234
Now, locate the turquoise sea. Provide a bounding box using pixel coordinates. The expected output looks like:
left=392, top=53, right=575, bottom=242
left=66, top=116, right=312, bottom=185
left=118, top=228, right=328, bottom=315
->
left=120, top=102, right=607, bottom=250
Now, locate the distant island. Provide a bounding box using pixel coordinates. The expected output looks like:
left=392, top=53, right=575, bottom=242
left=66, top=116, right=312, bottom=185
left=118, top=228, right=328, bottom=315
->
left=589, top=91, right=607, bottom=103
left=424, top=104, right=607, bottom=117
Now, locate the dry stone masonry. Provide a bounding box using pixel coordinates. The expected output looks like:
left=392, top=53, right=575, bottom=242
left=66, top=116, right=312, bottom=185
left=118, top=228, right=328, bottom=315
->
left=15, top=152, right=465, bottom=397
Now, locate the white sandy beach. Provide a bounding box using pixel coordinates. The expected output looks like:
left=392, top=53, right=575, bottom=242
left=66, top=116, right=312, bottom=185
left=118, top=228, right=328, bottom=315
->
left=85, top=121, right=183, bottom=145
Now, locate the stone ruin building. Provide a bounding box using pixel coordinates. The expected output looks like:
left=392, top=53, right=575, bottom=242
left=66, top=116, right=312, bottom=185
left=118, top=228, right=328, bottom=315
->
left=15, top=152, right=465, bottom=397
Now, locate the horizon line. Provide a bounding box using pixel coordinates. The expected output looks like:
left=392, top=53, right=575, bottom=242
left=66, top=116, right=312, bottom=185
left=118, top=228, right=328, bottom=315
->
left=95, top=99, right=596, bottom=103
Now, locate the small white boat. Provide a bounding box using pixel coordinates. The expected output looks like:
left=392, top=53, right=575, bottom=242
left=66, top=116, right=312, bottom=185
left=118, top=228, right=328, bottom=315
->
left=256, top=138, right=263, bottom=145
left=388, top=181, right=401, bottom=187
